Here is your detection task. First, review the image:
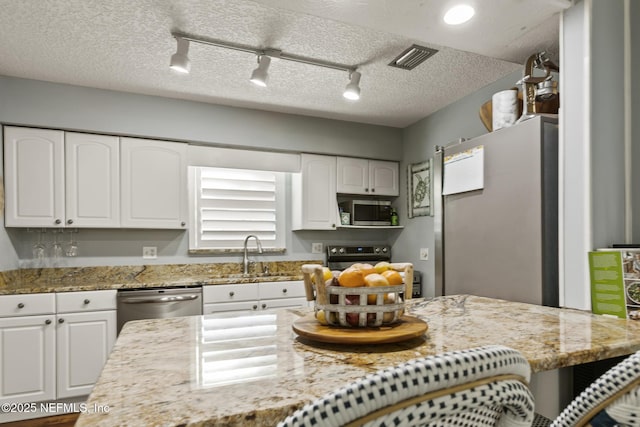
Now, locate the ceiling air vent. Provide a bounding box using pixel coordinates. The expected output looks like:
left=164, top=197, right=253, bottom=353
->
left=389, top=44, right=438, bottom=70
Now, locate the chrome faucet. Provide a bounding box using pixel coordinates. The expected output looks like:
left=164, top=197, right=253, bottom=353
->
left=243, top=235, right=263, bottom=275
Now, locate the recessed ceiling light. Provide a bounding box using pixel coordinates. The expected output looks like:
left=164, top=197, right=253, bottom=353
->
left=443, top=4, right=475, bottom=25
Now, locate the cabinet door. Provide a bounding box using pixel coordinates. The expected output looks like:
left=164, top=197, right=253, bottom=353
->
left=65, top=133, right=120, bottom=227
left=292, top=154, right=337, bottom=230
left=120, top=138, right=188, bottom=229
left=0, top=315, right=55, bottom=404
left=336, top=157, right=369, bottom=194
left=3, top=127, right=65, bottom=227
left=56, top=310, right=116, bottom=399
left=369, top=160, right=399, bottom=196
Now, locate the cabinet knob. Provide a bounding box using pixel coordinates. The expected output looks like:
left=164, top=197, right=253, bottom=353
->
left=83, top=299, right=90, bottom=305
left=229, top=291, right=235, bottom=297
left=45, top=319, right=52, bottom=325
left=55, top=219, right=62, bottom=225
left=58, top=318, right=65, bottom=323
left=261, top=303, right=267, bottom=309
left=282, top=288, right=287, bottom=294
left=252, top=304, right=258, bottom=310
left=181, top=222, right=186, bottom=227
left=365, top=188, right=369, bottom=192
left=67, top=219, right=74, bottom=225
left=331, top=224, right=336, bottom=228
left=371, top=188, right=375, bottom=193
left=17, top=303, right=24, bottom=309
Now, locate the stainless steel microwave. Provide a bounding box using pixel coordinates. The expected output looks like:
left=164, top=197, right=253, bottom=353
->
left=338, top=200, right=392, bottom=226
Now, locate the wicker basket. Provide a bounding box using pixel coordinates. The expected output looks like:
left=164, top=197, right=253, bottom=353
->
left=301, top=263, right=413, bottom=327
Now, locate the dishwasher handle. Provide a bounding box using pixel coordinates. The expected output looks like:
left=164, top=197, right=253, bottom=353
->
left=119, top=294, right=200, bottom=304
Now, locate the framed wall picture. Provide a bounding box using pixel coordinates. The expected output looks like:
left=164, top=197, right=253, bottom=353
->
left=408, top=159, right=433, bottom=218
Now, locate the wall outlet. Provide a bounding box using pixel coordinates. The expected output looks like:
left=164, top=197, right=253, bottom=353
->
left=311, top=242, right=323, bottom=254
left=419, top=248, right=429, bottom=261
left=143, top=246, right=157, bottom=259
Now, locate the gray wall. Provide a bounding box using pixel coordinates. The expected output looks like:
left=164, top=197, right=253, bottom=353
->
left=0, top=75, right=402, bottom=269
left=633, top=0, right=640, bottom=243
left=590, top=0, right=627, bottom=248
left=394, top=69, right=523, bottom=297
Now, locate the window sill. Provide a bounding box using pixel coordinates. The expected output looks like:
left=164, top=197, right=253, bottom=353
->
left=188, top=248, right=286, bottom=256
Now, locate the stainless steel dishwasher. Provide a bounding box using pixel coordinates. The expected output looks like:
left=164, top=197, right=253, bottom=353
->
left=116, top=287, right=202, bottom=333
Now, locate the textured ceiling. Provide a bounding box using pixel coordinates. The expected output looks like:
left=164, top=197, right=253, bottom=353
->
left=0, top=0, right=570, bottom=128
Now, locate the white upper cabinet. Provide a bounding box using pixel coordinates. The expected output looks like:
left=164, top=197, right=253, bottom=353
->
left=65, top=133, right=120, bottom=227
left=368, top=160, right=399, bottom=196
left=4, top=127, right=65, bottom=227
left=120, top=137, right=188, bottom=229
left=336, top=157, right=399, bottom=196
left=4, top=127, right=120, bottom=228
left=336, top=157, right=368, bottom=195
left=292, top=154, right=338, bottom=230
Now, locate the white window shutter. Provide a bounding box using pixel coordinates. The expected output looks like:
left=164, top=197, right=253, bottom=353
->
left=189, top=167, right=286, bottom=251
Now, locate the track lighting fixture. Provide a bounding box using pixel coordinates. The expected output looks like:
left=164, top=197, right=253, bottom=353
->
left=170, top=37, right=191, bottom=74
left=169, top=32, right=362, bottom=101
left=250, top=55, right=271, bottom=87
left=343, top=71, right=361, bottom=101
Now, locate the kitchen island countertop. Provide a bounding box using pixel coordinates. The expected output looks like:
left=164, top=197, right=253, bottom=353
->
left=76, top=295, right=640, bottom=427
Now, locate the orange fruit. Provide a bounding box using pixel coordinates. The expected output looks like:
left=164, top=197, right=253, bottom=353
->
left=364, top=273, right=390, bottom=287
left=374, top=261, right=392, bottom=274
left=381, top=270, right=403, bottom=286
left=351, top=263, right=376, bottom=277
left=364, top=274, right=390, bottom=304
left=338, top=267, right=365, bottom=287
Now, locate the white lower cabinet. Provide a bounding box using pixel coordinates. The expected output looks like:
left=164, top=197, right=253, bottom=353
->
left=56, top=310, right=116, bottom=398
left=0, top=290, right=116, bottom=406
left=203, top=281, right=308, bottom=316
left=0, top=313, right=56, bottom=405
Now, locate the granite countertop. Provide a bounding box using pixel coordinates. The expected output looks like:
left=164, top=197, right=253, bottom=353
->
left=76, top=295, right=640, bottom=427
left=0, top=260, right=321, bottom=295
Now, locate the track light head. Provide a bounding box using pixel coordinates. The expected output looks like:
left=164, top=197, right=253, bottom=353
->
left=250, top=55, right=271, bottom=87
left=170, top=37, right=191, bottom=74
left=343, top=70, right=361, bottom=100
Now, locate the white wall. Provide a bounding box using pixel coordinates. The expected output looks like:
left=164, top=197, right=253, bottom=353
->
left=0, top=75, right=402, bottom=269
left=394, top=70, right=523, bottom=297
left=560, top=0, right=637, bottom=309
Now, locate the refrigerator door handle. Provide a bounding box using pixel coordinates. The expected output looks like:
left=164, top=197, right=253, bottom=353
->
left=433, top=145, right=445, bottom=297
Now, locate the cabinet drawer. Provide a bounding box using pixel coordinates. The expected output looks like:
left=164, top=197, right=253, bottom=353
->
left=56, top=290, right=117, bottom=313
left=260, top=298, right=308, bottom=311
left=203, top=301, right=259, bottom=315
left=203, top=284, right=259, bottom=304
left=0, top=293, right=56, bottom=317
left=259, top=281, right=306, bottom=300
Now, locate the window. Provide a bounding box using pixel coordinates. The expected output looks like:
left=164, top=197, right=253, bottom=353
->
left=189, top=166, right=286, bottom=252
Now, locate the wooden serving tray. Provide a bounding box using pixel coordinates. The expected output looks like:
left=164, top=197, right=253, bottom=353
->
left=292, top=314, right=428, bottom=344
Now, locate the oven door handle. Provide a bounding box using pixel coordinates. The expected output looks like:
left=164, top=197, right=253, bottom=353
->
left=119, top=295, right=200, bottom=304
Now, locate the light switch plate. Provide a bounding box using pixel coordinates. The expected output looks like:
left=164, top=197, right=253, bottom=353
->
left=311, top=242, right=323, bottom=254
left=419, top=248, right=429, bottom=261
left=143, top=246, right=157, bottom=259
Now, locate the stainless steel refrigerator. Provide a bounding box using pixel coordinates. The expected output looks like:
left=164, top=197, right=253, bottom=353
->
left=434, top=116, right=559, bottom=306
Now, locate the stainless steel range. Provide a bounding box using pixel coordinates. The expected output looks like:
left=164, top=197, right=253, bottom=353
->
left=326, top=244, right=422, bottom=297
left=326, top=245, right=391, bottom=270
